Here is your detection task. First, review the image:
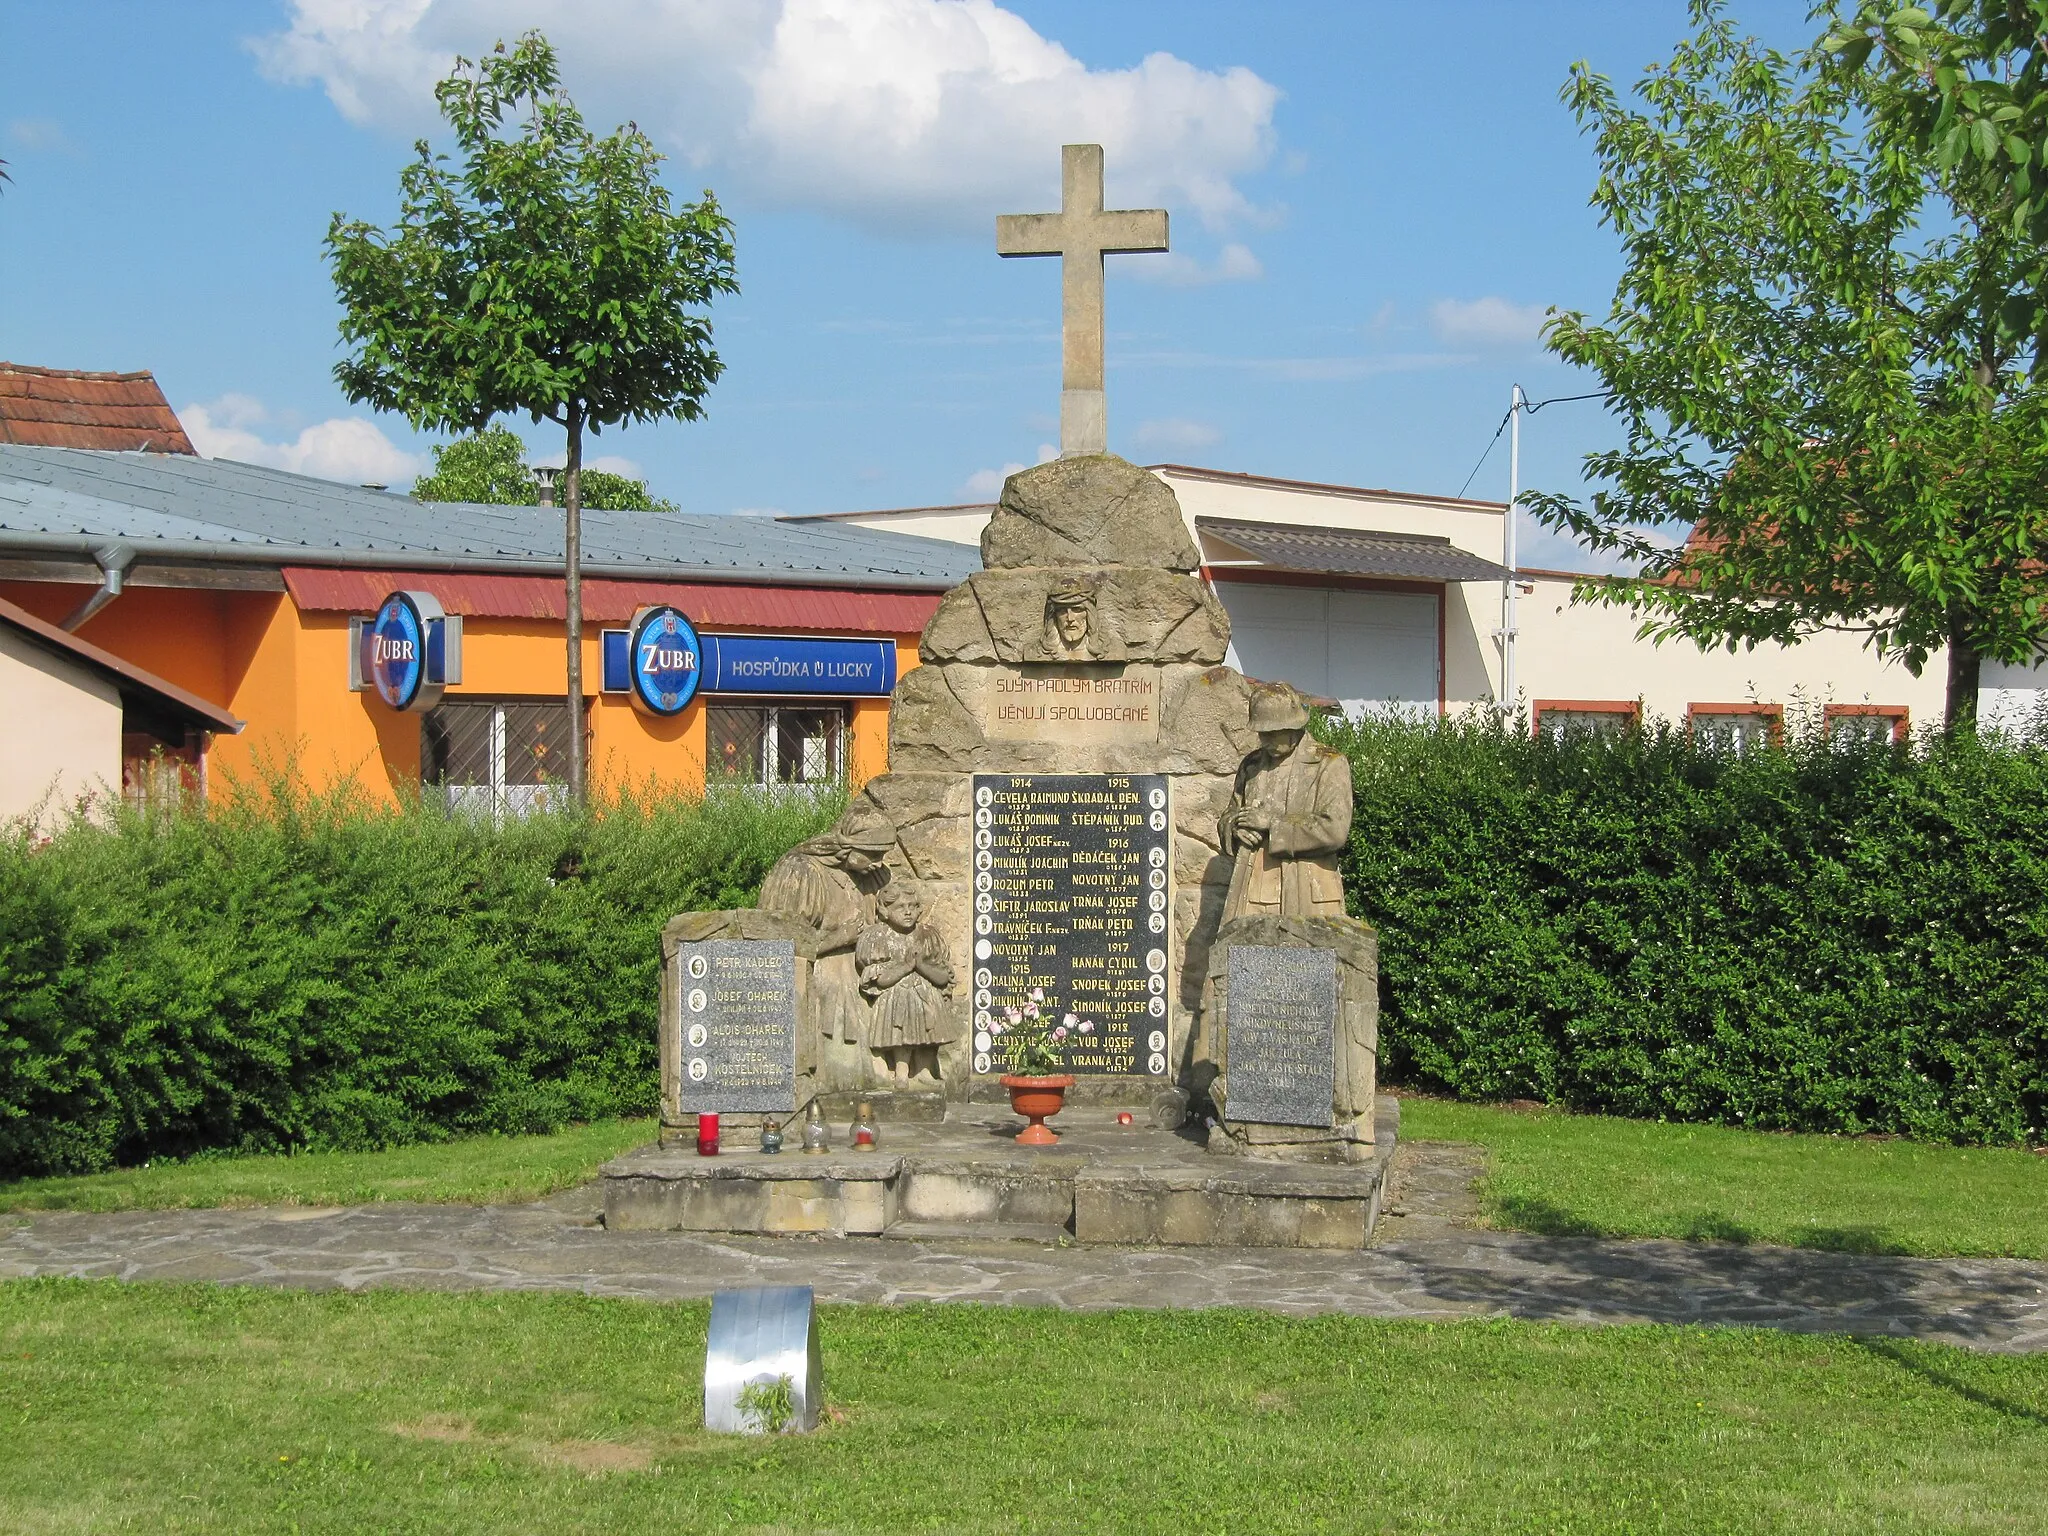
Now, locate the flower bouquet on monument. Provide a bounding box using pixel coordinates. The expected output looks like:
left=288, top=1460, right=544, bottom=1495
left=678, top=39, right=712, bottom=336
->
left=990, top=988, right=1090, bottom=1145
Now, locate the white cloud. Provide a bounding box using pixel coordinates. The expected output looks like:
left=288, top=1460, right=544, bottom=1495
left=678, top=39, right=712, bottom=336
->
left=729, top=505, right=786, bottom=517
left=1428, top=296, right=1549, bottom=349
left=960, top=440, right=1054, bottom=498
left=6, top=117, right=77, bottom=154
left=253, top=0, right=1280, bottom=235
left=1130, top=241, right=1263, bottom=287
left=183, top=396, right=424, bottom=486
left=1132, top=417, right=1220, bottom=451
left=961, top=462, right=1024, bottom=498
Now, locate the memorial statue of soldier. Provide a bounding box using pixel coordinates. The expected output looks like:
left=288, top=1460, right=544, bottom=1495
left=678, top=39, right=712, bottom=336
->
left=758, top=804, right=898, bottom=1045
left=1219, top=683, right=1352, bottom=923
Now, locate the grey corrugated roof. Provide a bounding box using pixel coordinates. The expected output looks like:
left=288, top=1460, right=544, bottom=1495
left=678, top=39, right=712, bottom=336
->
left=1197, top=515, right=1512, bottom=584
left=0, top=446, right=980, bottom=589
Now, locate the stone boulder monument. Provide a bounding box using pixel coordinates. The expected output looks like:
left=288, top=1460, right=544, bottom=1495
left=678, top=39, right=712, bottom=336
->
left=657, top=143, right=1380, bottom=1166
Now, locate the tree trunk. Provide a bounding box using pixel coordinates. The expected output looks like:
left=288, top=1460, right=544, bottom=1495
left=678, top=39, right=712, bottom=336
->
left=1944, top=606, right=1981, bottom=735
left=564, top=407, right=587, bottom=804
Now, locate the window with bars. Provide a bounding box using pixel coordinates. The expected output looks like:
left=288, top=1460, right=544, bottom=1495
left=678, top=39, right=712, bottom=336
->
left=1532, top=701, right=1639, bottom=740
left=1688, top=705, right=1782, bottom=755
left=1824, top=705, right=1908, bottom=746
left=706, top=703, right=846, bottom=787
left=422, top=698, right=576, bottom=816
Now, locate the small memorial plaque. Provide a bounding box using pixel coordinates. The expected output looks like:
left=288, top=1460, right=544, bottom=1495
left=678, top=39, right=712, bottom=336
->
left=1225, top=945, right=1338, bottom=1128
left=673, top=940, right=799, bottom=1115
left=971, top=772, right=1172, bottom=1076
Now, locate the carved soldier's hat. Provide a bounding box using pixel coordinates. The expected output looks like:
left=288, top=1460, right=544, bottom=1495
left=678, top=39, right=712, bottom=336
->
left=1249, top=682, right=1312, bottom=733
left=1046, top=572, right=1100, bottom=607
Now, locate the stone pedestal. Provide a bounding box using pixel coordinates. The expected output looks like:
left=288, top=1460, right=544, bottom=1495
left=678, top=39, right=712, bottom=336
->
left=1196, top=913, right=1379, bottom=1163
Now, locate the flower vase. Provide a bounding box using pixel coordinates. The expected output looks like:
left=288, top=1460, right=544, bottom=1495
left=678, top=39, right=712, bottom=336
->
left=1000, top=1074, right=1076, bottom=1145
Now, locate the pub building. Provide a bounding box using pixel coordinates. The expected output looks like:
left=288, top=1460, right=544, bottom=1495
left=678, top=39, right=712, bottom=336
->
left=0, top=438, right=975, bottom=813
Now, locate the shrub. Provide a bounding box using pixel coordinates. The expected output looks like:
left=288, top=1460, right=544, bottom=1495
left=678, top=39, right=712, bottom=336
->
left=8, top=720, right=2046, bottom=1175
left=0, top=778, right=837, bottom=1176
left=1333, top=714, right=2048, bottom=1145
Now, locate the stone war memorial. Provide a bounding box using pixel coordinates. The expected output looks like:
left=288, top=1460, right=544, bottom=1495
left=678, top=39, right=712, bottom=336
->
left=604, top=144, right=1394, bottom=1248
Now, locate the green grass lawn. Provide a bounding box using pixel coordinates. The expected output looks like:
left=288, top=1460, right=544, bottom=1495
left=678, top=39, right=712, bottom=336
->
left=3, top=1280, right=2044, bottom=1534
left=1400, top=1097, right=2048, bottom=1259
left=0, top=1119, right=655, bottom=1215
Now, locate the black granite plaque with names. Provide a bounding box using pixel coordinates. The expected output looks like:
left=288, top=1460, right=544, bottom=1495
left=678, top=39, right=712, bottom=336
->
left=970, top=772, right=1172, bottom=1077
left=1225, top=945, right=1338, bottom=1127
left=673, top=939, right=798, bottom=1115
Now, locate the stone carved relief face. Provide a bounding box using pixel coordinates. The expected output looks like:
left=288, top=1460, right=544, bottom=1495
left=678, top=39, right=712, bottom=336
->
left=1054, top=600, right=1090, bottom=647
left=876, top=879, right=924, bottom=932
left=1045, top=591, right=1095, bottom=654
left=1258, top=728, right=1305, bottom=763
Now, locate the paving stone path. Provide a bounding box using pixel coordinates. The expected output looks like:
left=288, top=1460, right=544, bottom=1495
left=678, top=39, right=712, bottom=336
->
left=5, top=1143, right=2045, bottom=1353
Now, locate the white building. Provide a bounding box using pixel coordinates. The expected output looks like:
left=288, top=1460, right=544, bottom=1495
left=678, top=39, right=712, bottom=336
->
left=789, top=462, right=2023, bottom=743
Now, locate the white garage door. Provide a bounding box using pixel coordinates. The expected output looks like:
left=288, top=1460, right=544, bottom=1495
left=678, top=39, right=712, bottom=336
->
left=1217, top=581, right=1440, bottom=720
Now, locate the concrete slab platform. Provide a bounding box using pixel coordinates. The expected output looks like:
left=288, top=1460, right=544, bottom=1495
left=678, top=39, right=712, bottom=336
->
left=602, top=1099, right=1399, bottom=1249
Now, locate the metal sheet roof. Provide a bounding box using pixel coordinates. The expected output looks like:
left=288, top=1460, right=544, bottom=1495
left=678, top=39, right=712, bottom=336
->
left=0, top=446, right=980, bottom=589
left=282, top=568, right=942, bottom=634
left=1197, top=516, right=1512, bottom=584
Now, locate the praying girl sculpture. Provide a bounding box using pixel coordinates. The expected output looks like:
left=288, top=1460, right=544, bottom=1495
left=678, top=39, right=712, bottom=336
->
left=855, top=878, right=958, bottom=1085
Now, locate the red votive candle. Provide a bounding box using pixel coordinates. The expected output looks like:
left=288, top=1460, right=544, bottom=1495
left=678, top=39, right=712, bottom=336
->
left=696, top=1113, right=720, bottom=1157
left=1117, top=1111, right=1134, bottom=1126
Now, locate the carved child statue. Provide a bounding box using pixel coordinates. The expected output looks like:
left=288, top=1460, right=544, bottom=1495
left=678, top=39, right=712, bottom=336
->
left=855, top=879, right=958, bottom=1085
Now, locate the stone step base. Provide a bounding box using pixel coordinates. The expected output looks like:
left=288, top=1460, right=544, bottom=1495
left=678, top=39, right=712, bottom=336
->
left=882, top=1219, right=1072, bottom=1245
left=602, top=1100, right=1398, bottom=1250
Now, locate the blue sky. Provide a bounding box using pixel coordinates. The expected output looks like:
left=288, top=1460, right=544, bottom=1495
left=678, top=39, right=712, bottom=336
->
left=1, top=0, right=1817, bottom=570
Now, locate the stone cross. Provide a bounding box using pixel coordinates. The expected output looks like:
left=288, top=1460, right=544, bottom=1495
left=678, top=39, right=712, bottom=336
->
left=997, top=144, right=1168, bottom=458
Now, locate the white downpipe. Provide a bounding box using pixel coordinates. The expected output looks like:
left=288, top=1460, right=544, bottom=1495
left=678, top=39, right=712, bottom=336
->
left=1500, top=385, right=1522, bottom=720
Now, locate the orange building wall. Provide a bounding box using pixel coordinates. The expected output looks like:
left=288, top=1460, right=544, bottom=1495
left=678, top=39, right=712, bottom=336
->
left=2, top=577, right=920, bottom=802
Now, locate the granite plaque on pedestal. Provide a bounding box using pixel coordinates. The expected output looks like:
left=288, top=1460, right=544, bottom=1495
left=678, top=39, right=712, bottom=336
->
left=1225, top=945, right=1337, bottom=1128
left=970, top=772, right=1172, bottom=1077
left=673, top=940, right=799, bottom=1115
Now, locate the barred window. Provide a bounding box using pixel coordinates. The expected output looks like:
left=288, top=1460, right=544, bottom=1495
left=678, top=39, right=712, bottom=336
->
left=707, top=703, right=845, bottom=787
left=1688, top=706, right=1781, bottom=755
left=422, top=697, right=575, bottom=817
left=1533, top=702, right=1638, bottom=740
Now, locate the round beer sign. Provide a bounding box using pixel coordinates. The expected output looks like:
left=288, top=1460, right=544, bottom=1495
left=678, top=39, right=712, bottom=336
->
left=628, top=605, right=702, bottom=716
left=368, top=593, right=428, bottom=710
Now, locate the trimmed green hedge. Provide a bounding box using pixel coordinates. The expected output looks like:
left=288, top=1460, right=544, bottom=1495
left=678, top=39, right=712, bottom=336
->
left=7, top=722, right=2047, bottom=1176
left=0, top=783, right=837, bottom=1176
left=1336, top=716, right=2048, bottom=1146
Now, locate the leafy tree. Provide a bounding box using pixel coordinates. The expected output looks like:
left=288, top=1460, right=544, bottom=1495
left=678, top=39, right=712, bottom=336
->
left=1829, top=3, right=2048, bottom=327
left=412, top=426, right=679, bottom=511
left=327, top=33, right=737, bottom=799
left=1529, top=2, right=2048, bottom=731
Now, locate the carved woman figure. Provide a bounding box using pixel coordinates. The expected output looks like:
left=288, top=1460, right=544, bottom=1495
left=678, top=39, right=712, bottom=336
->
left=759, top=804, right=897, bottom=1045
left=855, top=879, right=958, bottom=1085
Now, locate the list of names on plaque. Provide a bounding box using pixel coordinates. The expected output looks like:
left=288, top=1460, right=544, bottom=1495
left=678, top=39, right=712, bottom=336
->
left=969, top=773, right=1172, bottom=1077
left=673, top=939, right=799, bottom=1115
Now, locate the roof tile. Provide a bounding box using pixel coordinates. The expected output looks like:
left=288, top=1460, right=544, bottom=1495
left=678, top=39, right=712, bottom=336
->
left=0, top=363, right=197, bottom=454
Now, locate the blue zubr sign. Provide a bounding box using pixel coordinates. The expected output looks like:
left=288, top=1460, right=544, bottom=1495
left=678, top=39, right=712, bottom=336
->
left=368, top=591, right=429, bottom=710
left=599, top=624, right=897, bottom=701
left=629, top=605, right=703, bottom=716
left=353, top=590, right=458, bottom=713
left=700, top=634, right=897, bottom=696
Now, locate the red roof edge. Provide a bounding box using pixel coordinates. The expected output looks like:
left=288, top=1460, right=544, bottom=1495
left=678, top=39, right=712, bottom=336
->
left=280, top=568, right=942, bottom=635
